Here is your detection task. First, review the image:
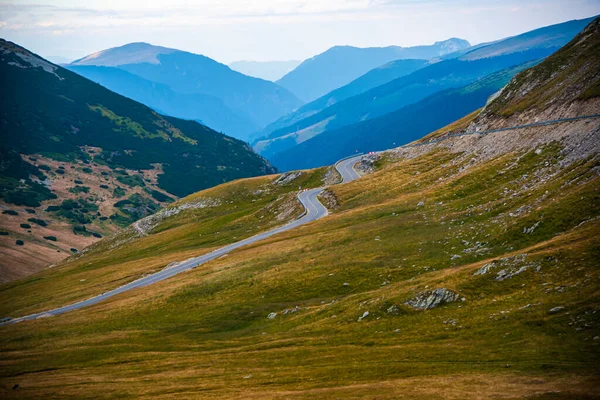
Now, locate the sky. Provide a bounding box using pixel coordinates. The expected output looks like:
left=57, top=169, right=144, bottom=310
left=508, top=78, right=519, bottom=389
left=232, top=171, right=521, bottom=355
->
left=1, top=0, right=599, bottom=64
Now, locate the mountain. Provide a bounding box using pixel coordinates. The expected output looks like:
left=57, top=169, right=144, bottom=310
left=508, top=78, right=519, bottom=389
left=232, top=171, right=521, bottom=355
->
left=0, top=39, right=276, bottom=281
left=276, top=38, right=470, bottom=102
left=229, top=60, right=302, bottom=81
left=66, top=65, right=261, bottom=138
left=1, top=19, right=598, bottom=398
left=253, top=58, right=429, bottom=144
left=256, top=16, right=595, bottom=165
left=458, top=16, right=598, bottom=61
left=70, top=42, right=303, bottom=139
left=269, top=62, right=537, bottom=170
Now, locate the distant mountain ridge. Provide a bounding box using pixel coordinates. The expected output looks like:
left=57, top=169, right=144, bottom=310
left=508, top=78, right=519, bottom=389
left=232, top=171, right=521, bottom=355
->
left=276, top=38, right=470, bottom=102
left=69, top=43, right=303, bottom=141
left=229, top=60, right=302, bottom=81
left=255, top=16, right=595, bottom=168
left=66, top=65, right=261, bottom=137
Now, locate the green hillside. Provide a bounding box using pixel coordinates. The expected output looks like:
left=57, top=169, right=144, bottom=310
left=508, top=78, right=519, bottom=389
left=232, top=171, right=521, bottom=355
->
left=0, top=39, right=275, bottom=198
left=0, top=39, right=276, bottom=281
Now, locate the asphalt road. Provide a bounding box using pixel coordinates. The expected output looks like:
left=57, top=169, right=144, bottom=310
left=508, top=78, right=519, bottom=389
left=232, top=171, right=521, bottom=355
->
left=335, top=155, right=362, bottom=182
left=2, top=155, right=364, bottom=326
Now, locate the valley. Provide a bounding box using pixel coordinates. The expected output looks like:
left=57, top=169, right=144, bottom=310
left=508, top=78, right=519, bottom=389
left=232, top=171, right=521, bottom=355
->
left=0, top=7, right=599, bottom=400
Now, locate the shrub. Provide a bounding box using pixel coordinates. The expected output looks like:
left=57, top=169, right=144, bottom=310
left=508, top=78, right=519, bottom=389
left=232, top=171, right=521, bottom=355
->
left=28, top=218, right=48, bottom=227
left=2, top=210, right=18, bottom=216
left=15, top=240, right=24, bottom=246
left=69, top=185, right=90, bottom=194
left=43, top=236, right=57, bottom=241
left=0, top=231, right=9, bottom=236
left=25, top=208, right=36, bottom=214
left=60, top=199, right=80, bottom=210
left=20, top=223, right=31, bottom=229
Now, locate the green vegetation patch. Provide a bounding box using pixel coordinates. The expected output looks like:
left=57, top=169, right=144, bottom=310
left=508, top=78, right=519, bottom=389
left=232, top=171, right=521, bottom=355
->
left=116, top=173, right=145, bottom=188
left=27, top=218, right=48, bottom=227
left=68, top=185, right=90, bottom=194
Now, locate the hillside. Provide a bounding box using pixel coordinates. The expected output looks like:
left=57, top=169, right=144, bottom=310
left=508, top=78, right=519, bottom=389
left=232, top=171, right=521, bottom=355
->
left=253, top=59, right=429, bottom=144
left=69, top=43, right=303, bottom=140
left=0, top=40, right=276, bottom=282
left=229, top=60, right=301, bottom=81
left=66, top=65, right=261, bottom=138
left=276, top=38, right=470, bottom=102
left=0, top=18, right=598, bottom=399
left=269, top=62, right=537, bottom=171
left=255, top=17, right=594, bottom=166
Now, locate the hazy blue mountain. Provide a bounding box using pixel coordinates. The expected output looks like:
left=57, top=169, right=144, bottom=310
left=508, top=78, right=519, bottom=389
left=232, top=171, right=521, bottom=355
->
left=67, top=65, right=260, bottom=140
left=457, top=16, right=596, bottom=60
left=229, top=60, right=301, bottom=81
left=276, top=38, right=470, bottom=102
left=269, top=62, right=536, bottom=171
left=256, top=16, right=594, bottom=162
left=253, top=58, right=428, bottom=146
left=70, top=43, right=303, bottom=136
left=256, top=49, right=551, bottom=159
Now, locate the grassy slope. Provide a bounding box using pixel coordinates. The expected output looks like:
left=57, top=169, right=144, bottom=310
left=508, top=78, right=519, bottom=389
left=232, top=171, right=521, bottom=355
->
left=0, top=140, right=598, bottom=398
left=0, top=168, right=329, bottom=317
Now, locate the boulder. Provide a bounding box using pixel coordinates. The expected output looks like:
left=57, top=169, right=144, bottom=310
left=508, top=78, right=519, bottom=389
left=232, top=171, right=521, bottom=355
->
left=405, top=288, right=461, bottom=310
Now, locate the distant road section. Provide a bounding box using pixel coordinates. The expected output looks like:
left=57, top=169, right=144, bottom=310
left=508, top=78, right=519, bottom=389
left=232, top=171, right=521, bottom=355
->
left=2, top=155, right=365, bottom=326
left=335, top=154, right=363, bottom=182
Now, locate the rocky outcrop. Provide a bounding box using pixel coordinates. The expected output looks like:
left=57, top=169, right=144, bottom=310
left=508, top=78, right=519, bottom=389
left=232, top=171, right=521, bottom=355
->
left=318, top=189, right=339, bottom=210
left=405, top=288, right=461, bottom=310
left=133, top=198, right=220, bottom=235
left=273, top=171, right=302, bottom=186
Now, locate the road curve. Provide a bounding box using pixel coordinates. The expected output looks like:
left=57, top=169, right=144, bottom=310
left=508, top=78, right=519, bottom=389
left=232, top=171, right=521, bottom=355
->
left=2, top=155, right=365, bottom=326
left=335, top=155, right=362, bottom=182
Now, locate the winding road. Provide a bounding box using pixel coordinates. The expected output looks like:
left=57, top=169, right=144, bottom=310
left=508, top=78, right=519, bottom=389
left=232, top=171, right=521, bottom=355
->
left=1, top=155, right=365, bottom=326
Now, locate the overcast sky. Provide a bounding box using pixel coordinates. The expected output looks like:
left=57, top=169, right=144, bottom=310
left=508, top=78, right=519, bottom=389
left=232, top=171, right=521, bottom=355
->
left=1, top=0, right=599, bottom=64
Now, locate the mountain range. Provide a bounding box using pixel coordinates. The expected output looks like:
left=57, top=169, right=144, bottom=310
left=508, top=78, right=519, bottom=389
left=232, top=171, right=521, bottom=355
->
left=276, top=38, right=471, bottom=102
left=1, top=16, right=597, bottom=398
left=256, top=16, right=596, bottom=170
left=68, top=42, right=303, bottom=141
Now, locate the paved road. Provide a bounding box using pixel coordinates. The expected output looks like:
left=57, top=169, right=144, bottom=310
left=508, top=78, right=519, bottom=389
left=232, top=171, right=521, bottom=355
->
left=406, top=113, right=600, bottom=148
left=335, top=155, right=362, bottom=182
left=1, top=155, right=365, bottom=326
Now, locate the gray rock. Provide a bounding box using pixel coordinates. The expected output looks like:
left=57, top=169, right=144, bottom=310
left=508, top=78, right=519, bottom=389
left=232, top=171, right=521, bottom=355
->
left=386, top=305, right=402, bottom=315
left=357, top=311, right=369, bottom=322
left=342, top=282, right=350, bottom=287
left=405, top=288, right=461, bottom=310
left=548, top=306, right=565, bottom=314
left=417, top=201, right=425, bottom=207
left=274, top=171, right=302, bottom=185
left=267, top=312, right=277, bottom=320
left=473, top=262, right=496, bottom=276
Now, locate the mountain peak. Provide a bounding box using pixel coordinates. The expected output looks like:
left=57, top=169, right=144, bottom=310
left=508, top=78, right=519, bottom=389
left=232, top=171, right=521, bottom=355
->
left=70, top=42, right=178, bottom=66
